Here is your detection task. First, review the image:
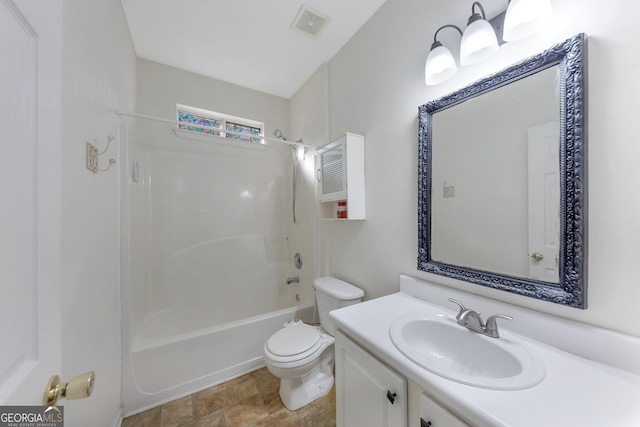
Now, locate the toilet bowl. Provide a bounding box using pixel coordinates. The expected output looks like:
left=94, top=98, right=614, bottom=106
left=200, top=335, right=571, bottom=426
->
left=263, top=321, right=335, bottom=410
left=263, top=277, right=364, bottom=410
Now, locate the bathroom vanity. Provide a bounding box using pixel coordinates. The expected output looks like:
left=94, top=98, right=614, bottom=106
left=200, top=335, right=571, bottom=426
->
left=330, top=275, right=640, bottom=427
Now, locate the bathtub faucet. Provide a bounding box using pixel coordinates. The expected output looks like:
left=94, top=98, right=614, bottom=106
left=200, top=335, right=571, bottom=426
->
left=286, top=276, right=300, bottom=285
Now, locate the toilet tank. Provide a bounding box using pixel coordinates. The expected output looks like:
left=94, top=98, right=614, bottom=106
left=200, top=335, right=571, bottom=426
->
left=314, top=277, right=364, bottom=336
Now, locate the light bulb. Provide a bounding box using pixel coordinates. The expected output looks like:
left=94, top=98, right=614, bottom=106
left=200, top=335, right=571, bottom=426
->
left=460, top=18, right=499, bottom=66
left=503, top=0, right=554, bottom=42
left=425, top=42, right=457, bottom=85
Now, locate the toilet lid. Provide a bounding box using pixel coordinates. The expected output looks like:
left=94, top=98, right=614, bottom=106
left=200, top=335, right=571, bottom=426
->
left=266, top=323, right=321, bottom=357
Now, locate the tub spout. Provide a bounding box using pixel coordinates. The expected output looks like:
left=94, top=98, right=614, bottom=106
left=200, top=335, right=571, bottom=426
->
left=286, top=276, right=300, bottom=285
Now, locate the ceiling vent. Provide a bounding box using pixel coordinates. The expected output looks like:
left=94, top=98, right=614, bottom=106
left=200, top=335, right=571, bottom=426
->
left=291, top=4, right=330, bottom=38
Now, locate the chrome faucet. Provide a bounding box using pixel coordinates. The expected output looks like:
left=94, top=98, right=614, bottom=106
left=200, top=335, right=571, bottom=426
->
left=448, top=298, right=512, bottom=338
left=286, top=276, right=300, bottom=285
left=457, top=307, right=484, bottom=333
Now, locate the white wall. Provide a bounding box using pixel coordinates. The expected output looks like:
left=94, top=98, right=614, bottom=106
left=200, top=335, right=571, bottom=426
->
left=61, top=0, right=136, bottom=425
left=289, top=63, right=331, bottom=303
left=292, top=0, right=640, bottom=338
left=136, top=59, right=290, bottom=139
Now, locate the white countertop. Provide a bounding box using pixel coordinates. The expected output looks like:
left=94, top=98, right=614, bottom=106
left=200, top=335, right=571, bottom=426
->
left=330, top=291, right=640, bottom=427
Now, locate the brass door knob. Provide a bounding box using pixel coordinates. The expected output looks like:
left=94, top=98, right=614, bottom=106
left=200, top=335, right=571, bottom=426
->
left=43, top=371, right=95, bottom=406
left=530, top=252, right=544, bottom=262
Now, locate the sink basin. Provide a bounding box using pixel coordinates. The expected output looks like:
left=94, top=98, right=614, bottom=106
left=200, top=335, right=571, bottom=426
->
left=389, top=313, right=545, bottom=390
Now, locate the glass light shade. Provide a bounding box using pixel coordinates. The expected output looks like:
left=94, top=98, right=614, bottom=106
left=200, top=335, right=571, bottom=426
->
left=425, top=43, right=457, bottom=86
left=460, top=18, right=499, bottom=66
left=503, top=0, right=554, bottom=42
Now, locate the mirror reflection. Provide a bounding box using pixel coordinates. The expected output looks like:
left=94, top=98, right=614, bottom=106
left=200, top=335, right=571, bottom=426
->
left=431, top=66, right=560, bottom=282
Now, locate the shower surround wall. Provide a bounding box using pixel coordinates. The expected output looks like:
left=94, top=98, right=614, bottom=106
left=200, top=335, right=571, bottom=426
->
left=121, top=60, right=314, bottom=414
left=130, top=140, right=297, bottom=334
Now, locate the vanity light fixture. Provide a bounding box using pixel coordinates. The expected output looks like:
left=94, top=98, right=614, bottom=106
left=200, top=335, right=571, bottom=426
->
left=503, top=0, right=554, bottom=42
left=424, top=0, right=554, bottom=86
left=424, top=25, right=463, bottom=86
left=459, top=2, right=499, bottom=66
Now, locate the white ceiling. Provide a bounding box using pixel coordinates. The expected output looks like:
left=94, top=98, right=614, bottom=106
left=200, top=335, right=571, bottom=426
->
left=121, top=0, right=388, bottom=99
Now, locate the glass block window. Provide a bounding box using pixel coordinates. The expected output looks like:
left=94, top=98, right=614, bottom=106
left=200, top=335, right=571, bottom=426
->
left=226, top=121, right=262, bottom=143
left=178, top=111, right=223, bottom=137
left=177, top=104, right=264, bottom=144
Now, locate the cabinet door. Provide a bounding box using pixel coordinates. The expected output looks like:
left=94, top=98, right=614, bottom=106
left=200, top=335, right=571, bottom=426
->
left=318, top=138, right=346, bottom=201
left=420, top=392, right=471, bottom=427
left=335, top=331, right=407, bottom=427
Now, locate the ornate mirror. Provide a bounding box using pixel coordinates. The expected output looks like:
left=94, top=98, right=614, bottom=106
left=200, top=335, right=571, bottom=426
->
left=418, top=34, right=586, bottom=308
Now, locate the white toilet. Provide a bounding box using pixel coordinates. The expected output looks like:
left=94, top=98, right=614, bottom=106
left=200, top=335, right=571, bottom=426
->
left=263, top=276, right=364, bottom=410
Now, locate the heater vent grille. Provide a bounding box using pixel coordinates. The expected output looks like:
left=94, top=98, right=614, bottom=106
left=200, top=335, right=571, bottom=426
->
left=291, top=5, right=329, bottom=37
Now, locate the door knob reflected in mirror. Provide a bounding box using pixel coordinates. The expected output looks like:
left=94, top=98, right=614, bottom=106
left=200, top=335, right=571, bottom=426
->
left=43, top=371, right=95, bottom=406
left=530, top=252, right=544, bottom=262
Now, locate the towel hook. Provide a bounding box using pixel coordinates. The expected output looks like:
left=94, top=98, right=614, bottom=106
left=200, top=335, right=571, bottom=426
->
left=86, top=135, right=116, bottom=173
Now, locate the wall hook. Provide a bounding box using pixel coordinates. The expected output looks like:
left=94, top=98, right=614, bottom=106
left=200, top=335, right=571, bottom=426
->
left=86, top=135, right=116, bottom=173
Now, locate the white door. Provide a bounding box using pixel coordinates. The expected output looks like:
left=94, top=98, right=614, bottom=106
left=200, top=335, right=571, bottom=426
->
left=0, top=0, right=62, bottom=404
left=527, top=122, right=560, bottom=282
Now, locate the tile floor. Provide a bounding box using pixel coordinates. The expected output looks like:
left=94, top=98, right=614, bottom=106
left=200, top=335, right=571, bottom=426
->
left=121, top=367, right=336, bottom=427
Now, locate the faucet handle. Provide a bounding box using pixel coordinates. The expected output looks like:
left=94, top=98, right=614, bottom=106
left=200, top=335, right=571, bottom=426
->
left=484, top=314, right=513, bottom=338
left=448, top=298, right=466, bottom=317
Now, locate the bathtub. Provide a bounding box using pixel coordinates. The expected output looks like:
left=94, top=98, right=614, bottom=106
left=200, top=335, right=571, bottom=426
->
left=123, top=297, right=314, bottom=415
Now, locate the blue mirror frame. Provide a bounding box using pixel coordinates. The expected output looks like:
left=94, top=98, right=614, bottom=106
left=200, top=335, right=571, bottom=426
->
left=418, top=34, right=587, bottom=308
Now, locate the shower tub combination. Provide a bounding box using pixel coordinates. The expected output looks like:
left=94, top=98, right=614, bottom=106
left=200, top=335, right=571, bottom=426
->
left=121, top=128, right=313, bottom=415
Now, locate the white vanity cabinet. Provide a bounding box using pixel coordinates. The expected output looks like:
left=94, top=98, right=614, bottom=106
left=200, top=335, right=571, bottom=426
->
left=335, top=330, right=407, bottom=427
left=330, top=279, right=640, bottom=427
left=317, top=133, right=365, bottom=219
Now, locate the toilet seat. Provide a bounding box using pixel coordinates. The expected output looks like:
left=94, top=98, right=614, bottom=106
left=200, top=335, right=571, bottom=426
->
left=267, top=323, right=320, bottom=356
left=265, top=323, right=330, bottom=365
